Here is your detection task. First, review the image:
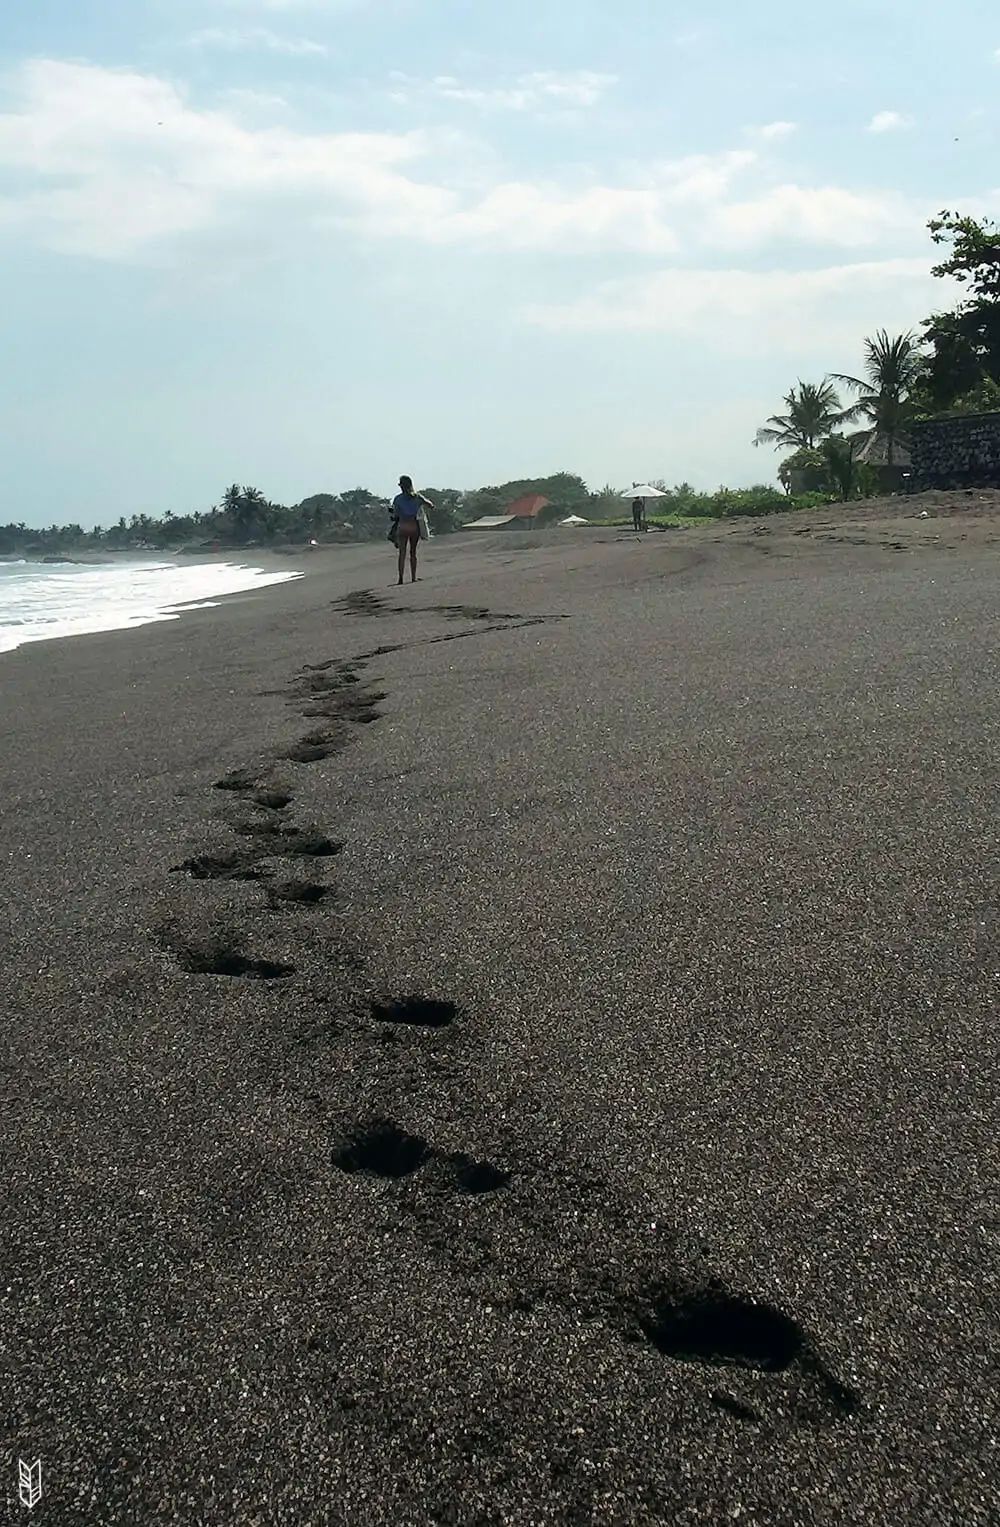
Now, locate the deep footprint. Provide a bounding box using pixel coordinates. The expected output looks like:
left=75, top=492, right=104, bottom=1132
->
left=301, top=670, right=362, bottom=693
left=443, top=1153, right=511, bottom=1195
left=284, top=728, right=353, bottom=762
left=639, top=1286, right=803, bottom=1372
left=283, top=833, right=342, bottom=858
left=301, top=692, right=385, bottom=723
left=635, top=1282, right=859, bottom=1413
left=213, top=767, right=265, bottom=792
left=331, top=1121, right=510, bottom=1196
left=253, top=790, right=293, bottom=810
left=266, top=880, right=331, bottom=907
left=332, top=1121, right=430, bottom=1179
left=284, top=742, right=335, bottom=763
left=175, top=940, right=294, bottom=979
left=371, top=996, right=457, bottom=1029
left=173, top=849, right=271, bottom=881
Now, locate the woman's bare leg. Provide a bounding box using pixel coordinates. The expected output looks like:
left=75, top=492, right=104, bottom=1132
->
left=397, top=536, right=406, bottom=584
left=409, top=539, right=418, bottom=582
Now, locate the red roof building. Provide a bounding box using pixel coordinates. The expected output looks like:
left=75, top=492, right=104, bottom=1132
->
left=506, top=494, right=550, bottom=519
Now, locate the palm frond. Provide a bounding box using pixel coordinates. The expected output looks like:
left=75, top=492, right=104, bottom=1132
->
left=829, top=371, right=868, bottom=395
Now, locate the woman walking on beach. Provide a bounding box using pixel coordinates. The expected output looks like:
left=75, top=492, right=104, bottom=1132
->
left=391, top=476, right=434, bottom=585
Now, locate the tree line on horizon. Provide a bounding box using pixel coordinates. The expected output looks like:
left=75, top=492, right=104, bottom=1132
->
left=1, top=474, right=612, bottom=556
left=753, top=211, right=1000, bottom=498
left=0, top=472, right=835, bottom=557
left=3, top=211, right=998, bottom=558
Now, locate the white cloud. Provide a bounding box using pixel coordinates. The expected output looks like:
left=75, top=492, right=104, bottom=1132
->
left=643, top=150, right=757, bottom=204
left=0, top=61, right=443, bottom=257
left=410, top=70, right=617, bottom=112
left=709, top=184, right=909, bottom=248
left=867, top=110, right=913, bottom=133
left=0, top=62, right=712, bottom=260
left=415, top=182, right=679, bottom=252
left=0, top=60, right=932, bottom=271
left=519, top=71, right=617, bottom=107
left=521, top=259, right=942, bottom=353
left=189, top=26, right=329, bottom=54
left=747, top=121, right=798, bottom=141
left=223, top=88, right=291, bottom=111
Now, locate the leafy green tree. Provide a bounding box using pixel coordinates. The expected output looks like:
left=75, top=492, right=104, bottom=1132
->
left=298, top=494, right=339, bottom=538
left=777, top=446, right=827, bottom=494
left=754, top=381, right=845, bottom=451
left=417, top=488, right=466, bottom=533
left=225, top=485, right=263, bottom=541
left=918, top=211, right=1000, bottom=409
left=832, top=330, right=924, bottom=465
left=940, top=375, right=1000, bottom=416
left=463, top=472, right=591, bottom=523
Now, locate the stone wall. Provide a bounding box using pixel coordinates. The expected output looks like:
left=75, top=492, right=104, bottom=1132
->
left=910, top=411, right=1000, bottom=489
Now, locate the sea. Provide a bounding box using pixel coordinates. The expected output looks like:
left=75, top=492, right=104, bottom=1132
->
left=0, top=557, right=304, bottom=655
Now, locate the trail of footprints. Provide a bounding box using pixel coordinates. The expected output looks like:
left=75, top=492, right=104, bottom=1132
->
left=167, top=657, right=366, bottom=968
left=159, top=589, right=860, bottom=1438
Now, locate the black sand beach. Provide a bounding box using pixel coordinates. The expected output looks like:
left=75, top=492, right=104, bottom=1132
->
left=2, top=500, right=999, bottom=1524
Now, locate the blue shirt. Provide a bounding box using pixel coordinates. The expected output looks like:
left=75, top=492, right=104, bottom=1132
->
left=393, top=492, right=422, bottom=520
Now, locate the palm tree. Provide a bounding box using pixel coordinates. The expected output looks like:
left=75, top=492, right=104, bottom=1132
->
left=219, top=484, right=266, bottom=541
left=754, top=380, right=846, bottom=451
left=831, top=330, right=925, bottom=467
left=241, top=486, right=268, bottom=541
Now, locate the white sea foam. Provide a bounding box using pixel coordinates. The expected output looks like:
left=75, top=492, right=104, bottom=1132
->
left=0, top=558, right=303, bottom=654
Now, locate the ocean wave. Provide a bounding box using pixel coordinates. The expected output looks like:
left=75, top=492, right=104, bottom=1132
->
left=0, top=560, right=303, bottom=655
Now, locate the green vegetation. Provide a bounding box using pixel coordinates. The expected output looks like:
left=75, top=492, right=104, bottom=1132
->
left=756, top=331, right=924, bottom=495
left=919, top=211, right=1000, bottom=410
left=595, top=486, right=834, bottom=525
left=0, top=487, right=396, bottom=558
left=0, top=473, right=838, bottom=559
left=755, top=211, right=1000, bottom=497
left=0, top=473, right=599, bottom=556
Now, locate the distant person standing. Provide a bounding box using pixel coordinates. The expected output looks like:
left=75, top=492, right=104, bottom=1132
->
left=632, top=497, right=645, bottom=533
left=392, top=476, right=434, bottom=585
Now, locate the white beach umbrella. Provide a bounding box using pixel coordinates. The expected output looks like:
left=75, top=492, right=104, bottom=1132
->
left=559, top=514, right=589, bottom=526
left=620, top=484, right=667, bottom=501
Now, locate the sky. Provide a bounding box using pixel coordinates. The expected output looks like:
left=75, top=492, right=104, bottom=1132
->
left=1, top=0, right=998, bottom=527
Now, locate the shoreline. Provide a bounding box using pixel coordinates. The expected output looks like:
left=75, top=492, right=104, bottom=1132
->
left=6, top=481, right=1000, bottom=654
left=0, top=551, right=317, bottom=657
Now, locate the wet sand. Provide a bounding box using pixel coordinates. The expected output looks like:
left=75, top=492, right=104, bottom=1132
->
left=1, top=496, right=998, bottom=1524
